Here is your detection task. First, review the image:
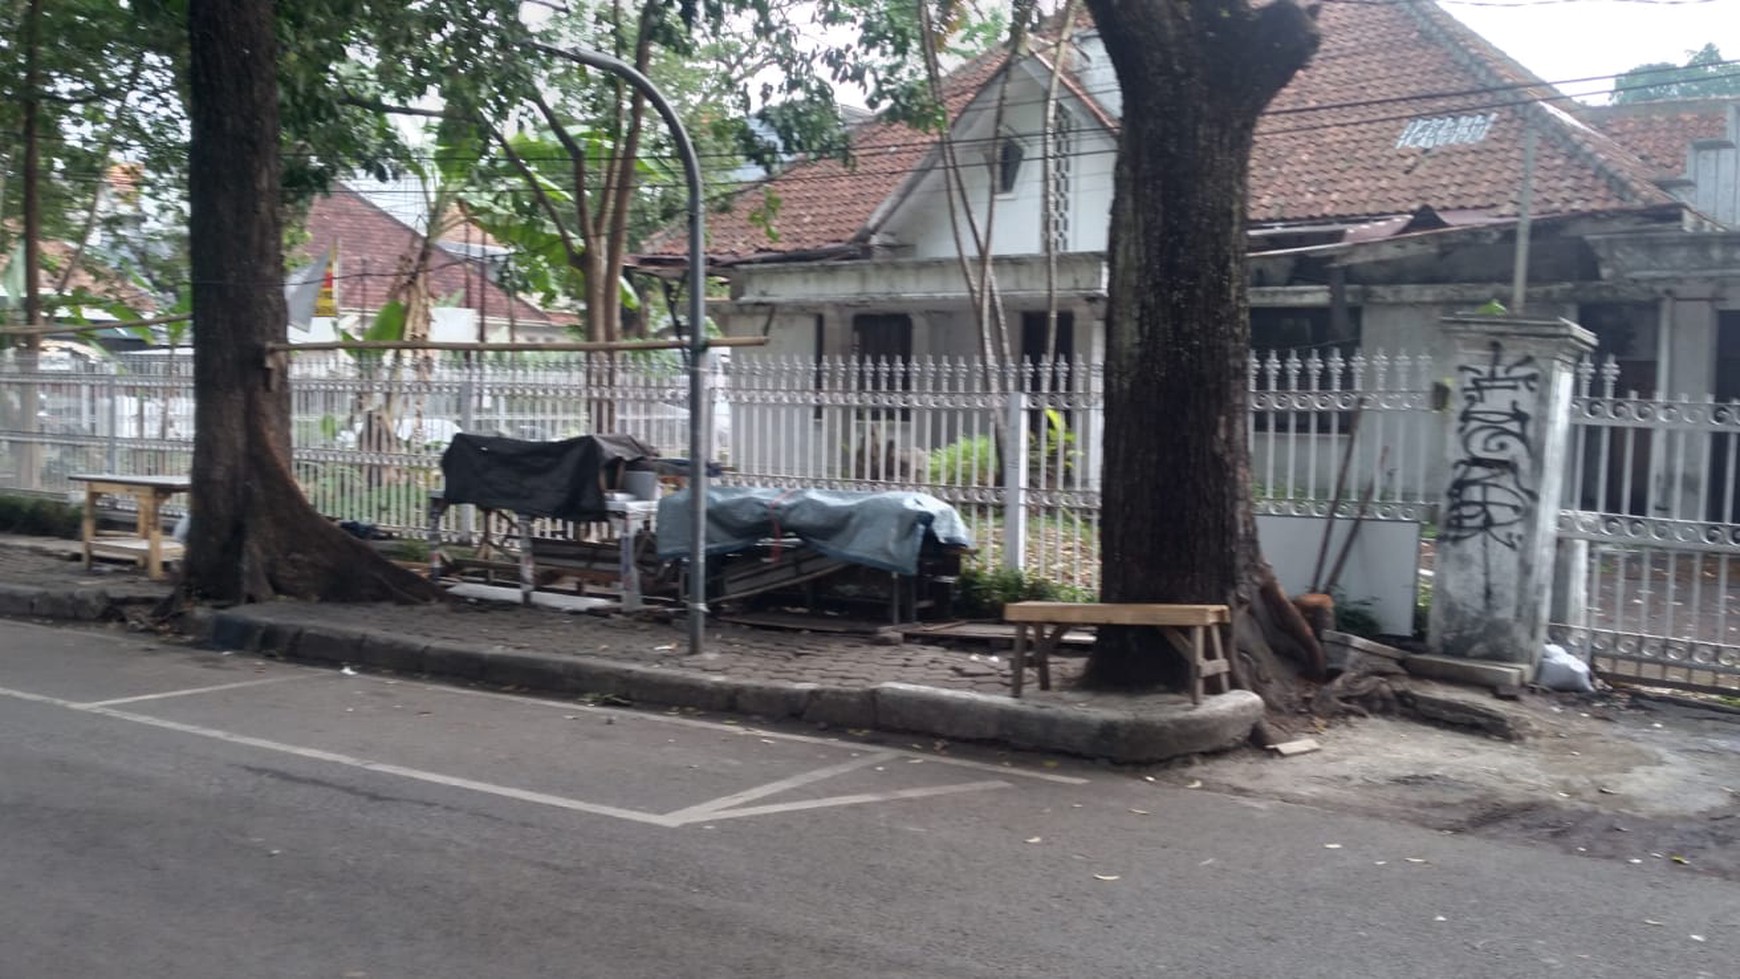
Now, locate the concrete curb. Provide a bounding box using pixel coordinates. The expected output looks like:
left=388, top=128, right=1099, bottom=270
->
left=0, top=581, right=152, bottom=622
left=206, top=606, right=1264, bottom=764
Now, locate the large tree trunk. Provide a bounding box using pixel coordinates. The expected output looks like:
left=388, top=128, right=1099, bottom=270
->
left=183, top=0, right=436, bottom=604
left=1082, top=0, right=1323, bottom=710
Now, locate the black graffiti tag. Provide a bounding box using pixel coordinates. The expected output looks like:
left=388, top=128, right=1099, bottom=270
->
left=1442, top=344, right=1539, bottom=550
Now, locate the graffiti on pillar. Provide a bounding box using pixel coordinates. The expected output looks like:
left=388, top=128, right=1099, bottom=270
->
left=1442, top=342, right=1540, bottom=550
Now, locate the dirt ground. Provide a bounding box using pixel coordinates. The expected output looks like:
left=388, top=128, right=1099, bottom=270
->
left=1149, top=687, right=1740, bottom=880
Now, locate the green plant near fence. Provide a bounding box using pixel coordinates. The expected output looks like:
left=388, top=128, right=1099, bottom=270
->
left=956, top=564, right=1095, bottom=618
left=0, top=493, right=83, bottom=539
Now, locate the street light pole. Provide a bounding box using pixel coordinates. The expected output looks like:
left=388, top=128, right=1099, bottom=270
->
left=525, top=41, right=711, bottom=656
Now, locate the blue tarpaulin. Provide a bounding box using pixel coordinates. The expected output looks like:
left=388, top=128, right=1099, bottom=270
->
left=656, top=487, right=973, bottom=576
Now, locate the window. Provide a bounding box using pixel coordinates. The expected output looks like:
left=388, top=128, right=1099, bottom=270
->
left=993, top=136, right=1025, bottom=195
left=1249, top=307, right=1361, bottom=433
left=1250, top=306, right=1360, bottom=357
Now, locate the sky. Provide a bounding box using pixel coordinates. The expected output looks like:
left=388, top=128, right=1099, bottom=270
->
left=1440, top=0, right=1740, bottom=103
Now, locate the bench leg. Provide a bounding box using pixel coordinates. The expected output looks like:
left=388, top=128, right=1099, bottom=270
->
left=1010, top=623, right=1027, bottom=698
left=1191, top=626, right=1205, bottom=706
left=141, top=490, right=163, bottom=580
left=1037, top=624, right=1067, bottom=691
left=81, top=487, right=97, bottom=571
left=517, top=514, right=534, bottom=606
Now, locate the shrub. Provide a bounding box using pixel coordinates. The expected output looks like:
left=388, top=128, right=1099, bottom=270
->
left=957, top=565, right=1091, bottom=618
left=0, top=494, right=83, bottom=539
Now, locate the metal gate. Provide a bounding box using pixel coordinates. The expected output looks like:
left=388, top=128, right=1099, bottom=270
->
left=1551, top=360, right=1740, bottom=694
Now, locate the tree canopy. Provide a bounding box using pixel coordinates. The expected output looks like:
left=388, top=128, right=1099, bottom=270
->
left=1612, top=43, right=1740, bottom=103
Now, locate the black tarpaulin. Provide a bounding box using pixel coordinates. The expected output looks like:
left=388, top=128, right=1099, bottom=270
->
left=439, top=433, right=656, bottom=522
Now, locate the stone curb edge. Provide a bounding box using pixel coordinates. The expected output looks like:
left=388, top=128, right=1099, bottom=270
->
left=0, top=581, right=141, bottom=622
left=203, top=607, right=1264, bottom=764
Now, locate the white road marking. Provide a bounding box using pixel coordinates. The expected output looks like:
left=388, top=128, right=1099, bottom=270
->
left=661, top=751, right=900, bottom=824
left=677, top=781, right=1013, bottom=825
left=77, top=674, right=311, bottom=708
left=0, top=681, right=1027, bottom=828
left=411, top=677, right=1092, bottom=785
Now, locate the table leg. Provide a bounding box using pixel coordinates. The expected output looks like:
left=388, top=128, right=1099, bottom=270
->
left=619, top=516, right=642, bottom=612
left=517, top=514, right=534, bottom=606
left=1038, top=624, right=1065, bottom=691
left=1011, top=623, right=1028, bottom=698
left=141, top=490, right=164, bottom=580
left=81, top=486, right=97, bottom=571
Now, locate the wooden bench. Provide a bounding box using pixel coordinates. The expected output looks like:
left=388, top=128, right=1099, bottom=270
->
left=1003, top=602, right=1233, bottom=704
left=69, top=473, right=191, bottom=581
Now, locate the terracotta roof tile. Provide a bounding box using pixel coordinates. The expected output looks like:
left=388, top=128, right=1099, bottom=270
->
left=302, top=185, right=571, bottom=326
left=1584, top=99, right=1735, bottom=178
left=1251, top=0, right=1671, bottom=223
left=650, top=0, right=1677, bottom=260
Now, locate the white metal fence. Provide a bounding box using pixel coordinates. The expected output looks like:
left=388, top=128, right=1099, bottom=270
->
left=1552, top=358, right=1740, bottom=692
left=0, top=344, right=1442, bottom=595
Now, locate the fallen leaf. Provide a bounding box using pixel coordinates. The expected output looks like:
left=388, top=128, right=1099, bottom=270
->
left=1374, top=861, right=1388, bottom=866
left=1042, top=760, right=1061, bottom=769
left=1129, top=808, right=1151, bottom=815
left=1644, top=920, right=1663, bottom=926
left=1433, top=915, right=1447, bottom=922
left=1198, top=858, right=1215, bottom=866
left=340, top=665, right=358, bottom=676
left=1323, top=843, right=1343, bottom=849
left=1628, top=858, right=1644, bottom=864
left=1142, top=775, right=1156, bottom=783
left=758, top=738, right=775, bottom=744
left=1185, top=779, right=1203, bottom=789
left=1691, top=935, right=1706, bottom=943
left=1404, top=858, right=1428, bottom=864
left=1025, top=836, right=1043, bottom=844
left=653, top=643, right=677, bottom=651
left=1092, top=874, right=1121, bottom=882
left=1671, top=855, right=1690, bottom=865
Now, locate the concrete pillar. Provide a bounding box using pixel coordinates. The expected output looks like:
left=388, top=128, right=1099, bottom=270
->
left=1429, top=315, right=1595, bottom=665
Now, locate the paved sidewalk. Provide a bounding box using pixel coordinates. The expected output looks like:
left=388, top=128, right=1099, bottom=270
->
left=0, top=536, right=1264, bottom=762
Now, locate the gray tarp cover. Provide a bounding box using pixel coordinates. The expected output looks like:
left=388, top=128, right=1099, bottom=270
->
left=656, top=487, right=973, bottom=576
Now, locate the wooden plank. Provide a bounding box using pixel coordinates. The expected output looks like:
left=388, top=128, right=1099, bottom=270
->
left=1003, top=602, right=1230, bottom=626
left=1268, top=738, right=1322, bottom=757
left=900, top=621, right=1095, bottom=646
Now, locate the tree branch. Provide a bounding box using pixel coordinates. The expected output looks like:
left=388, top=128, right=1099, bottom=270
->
left=486, top=122, right=586, bottom=270
left=528, top=90, right=594, bottom=243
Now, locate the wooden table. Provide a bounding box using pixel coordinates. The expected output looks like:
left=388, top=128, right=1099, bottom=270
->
left=69, top=474, right=191, bottom=581
left=1003, top=602, right=1233, bottom=703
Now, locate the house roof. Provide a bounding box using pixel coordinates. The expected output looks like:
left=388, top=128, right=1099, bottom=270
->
left=1251, top=0, right=1672, bottom=223
left=1583, top=99, right=1736, bottom=179
left=0, top=238, right=159, bottom=317
left=301, top=184, right=573, bottom=327
left=643, top=48, right=1010, bottom=262
left=650, top=0, right=1681, bottom=263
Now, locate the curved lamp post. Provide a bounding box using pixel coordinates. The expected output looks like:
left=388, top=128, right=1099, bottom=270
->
left=526, top=41, right=711, bottom=656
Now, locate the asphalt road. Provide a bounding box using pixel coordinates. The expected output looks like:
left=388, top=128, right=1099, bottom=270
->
left=1, top=619, right=1734, bottom=979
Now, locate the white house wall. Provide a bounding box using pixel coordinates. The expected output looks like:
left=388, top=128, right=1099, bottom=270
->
left=878, top=72, right=1116, bottom=259
left=1680, top=105, right=1740, bottom=228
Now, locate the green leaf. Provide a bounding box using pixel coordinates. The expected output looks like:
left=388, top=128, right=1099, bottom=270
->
left=367, top=300, right=408, bottom=342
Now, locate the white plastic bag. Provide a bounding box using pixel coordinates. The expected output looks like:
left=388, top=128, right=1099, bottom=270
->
left=1537, top=643, right=1594, bottom=693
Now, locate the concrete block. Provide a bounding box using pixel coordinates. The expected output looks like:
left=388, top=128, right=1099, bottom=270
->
left=1110, top=691, right=1266, bottom=762
left=357, top=631, right=430, bottom=676
left=208, top=610, right=266, bottom=653
left=28, top=589, right=77, bottom=620
left=564, top=657, right=630, bottom=699
left=291, top=625, right=366, bottom=666
left=614, top=665, right=736, bottom=712
left=422, top=642, right=489, bottom=681
left=480, top=650, right=571, bottom=692
left=874, top=682, right=1005, bottom=741
left=1400, top=687, right=1529, bottom=740
left=1403, top=653, right=1527, bottom=689
left=733, top=680, right=818, bottom=720
left=252, top=616, right=304, bottom=655
left=0, top=583, right=39, bottom=616
left=998, top=703, right=1122, bottom=756
left=802, top=686, right=877, bottom=729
